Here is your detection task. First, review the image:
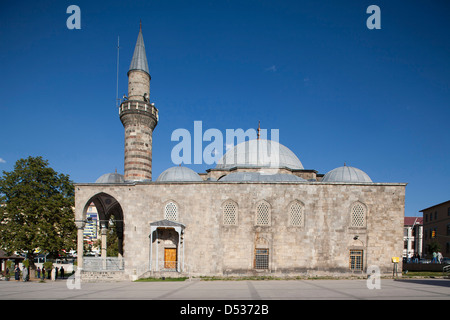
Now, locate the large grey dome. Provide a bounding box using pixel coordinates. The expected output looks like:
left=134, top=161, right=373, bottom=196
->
left=156, top=166, right=203, bottom=182
left=219, top=172, right=306, bottom=182
left=95, top=172, right=125, bottom=184
left=322, top=165, right=372, bottom=183
left=216, top=139, right=303, bottom=170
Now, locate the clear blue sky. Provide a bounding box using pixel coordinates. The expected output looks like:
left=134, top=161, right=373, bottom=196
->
left=1, top=1, right=449, bottom=217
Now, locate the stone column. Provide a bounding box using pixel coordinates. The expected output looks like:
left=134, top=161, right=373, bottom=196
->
left=174, top=226, right=181, bottom=272
left=101, top=224, right=107, bottom=269
left=75, top=220, right=86, bottom=270
left=149, top=226, right=157, bottom=271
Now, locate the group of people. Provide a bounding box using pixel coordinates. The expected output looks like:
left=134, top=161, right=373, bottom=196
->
left=406, top=253, right=421, bottom=263
left=9, top=265, right=65, bottom=281
left=432, top=251, right=444, bottom=264
left=406, top=251, right=444, bottom=264
left=36, top=266, right=65, bottom=280
left=12, top=265, right=29, bottom=281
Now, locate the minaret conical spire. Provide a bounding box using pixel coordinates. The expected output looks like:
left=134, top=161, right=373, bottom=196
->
left=128, top=22, right=149, bottom=75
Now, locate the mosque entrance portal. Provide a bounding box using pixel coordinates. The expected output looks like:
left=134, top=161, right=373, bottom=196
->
left=150, top=220, right=185, bottom=272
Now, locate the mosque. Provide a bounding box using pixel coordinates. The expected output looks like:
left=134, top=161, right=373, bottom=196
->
left=74, top=25, right=406, bottom=280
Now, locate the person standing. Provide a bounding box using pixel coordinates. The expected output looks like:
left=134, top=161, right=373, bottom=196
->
left=14, top=265, right=20, bottom=281
left=22, top=266, right=28, bottom=282
left=51, top=267, right=56, bottom=281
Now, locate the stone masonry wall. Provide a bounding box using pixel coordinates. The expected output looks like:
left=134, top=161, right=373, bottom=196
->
left=75, top=181, right=405, bottom=279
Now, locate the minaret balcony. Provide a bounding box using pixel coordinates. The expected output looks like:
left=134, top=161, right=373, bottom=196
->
left=119, top=100, right=159, bottom=122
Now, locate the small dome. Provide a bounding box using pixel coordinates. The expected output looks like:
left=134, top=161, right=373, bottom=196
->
left=216, top=139, right=303, bottom=170
left=322, top=165, right=372, bottom=183
left=219, top=172, right=306, bottom=182
left=156, top=166, right=203, bottom=182
left=95, top=172, right=125, bottom=184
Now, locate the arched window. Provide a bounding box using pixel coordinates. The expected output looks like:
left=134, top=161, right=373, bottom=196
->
left=350, top=202, right=366, bottom=227
left=223, top=200, right=238, bottom=225
left=288, top=201, right=304, bottom=227
left=256, top=201, right=271, bottom=226
left=164, top=201, right=178, bottom=221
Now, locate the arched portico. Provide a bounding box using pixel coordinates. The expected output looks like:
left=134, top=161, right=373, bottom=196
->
left=76, top=192, right=124, bottom=270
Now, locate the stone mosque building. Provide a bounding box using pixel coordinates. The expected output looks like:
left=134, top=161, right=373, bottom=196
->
left=74, top=25, right=406, bottom=280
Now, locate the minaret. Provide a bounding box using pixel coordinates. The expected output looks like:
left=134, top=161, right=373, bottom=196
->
left=119, top=23, right=158, bottom=181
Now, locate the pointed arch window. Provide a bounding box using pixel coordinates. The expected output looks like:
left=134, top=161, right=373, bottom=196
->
left=164, top=201, right=178, bottom=221
left=223, top=200, right=238, bottom=225
left=350, top=202, right=366, bottom=228
left=288, top=201, right=304, bottom=227
left=256, top=201, right=271, bottom=226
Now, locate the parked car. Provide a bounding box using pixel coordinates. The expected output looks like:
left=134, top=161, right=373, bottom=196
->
left=419, top=259, right=431, bottom=264
left=442, top=257, right=450, bottom=265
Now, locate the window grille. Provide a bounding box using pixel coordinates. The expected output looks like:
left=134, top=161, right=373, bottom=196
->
left=351, top=203, right=366, bottom=227
left=255, top=249, right=269, bottom=269
left=289, top=201, right=304, bottom=226
left=223, top=201, right=237, bottom=225
left=256, top=202, right=270, bottom=226
left=349, top=250, right=363, bottom=271
left=164, top=202, right=178, bottom=221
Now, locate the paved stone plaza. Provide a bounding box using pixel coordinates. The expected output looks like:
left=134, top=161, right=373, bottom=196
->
left=0, top=279, right=449, bottom=300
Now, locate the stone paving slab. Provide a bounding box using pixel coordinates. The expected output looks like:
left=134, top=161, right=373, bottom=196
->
left=0, top=278, right=449, bottom=300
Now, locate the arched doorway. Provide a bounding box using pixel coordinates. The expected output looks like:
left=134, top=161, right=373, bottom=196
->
left=81, top=193, right=124, bottom=270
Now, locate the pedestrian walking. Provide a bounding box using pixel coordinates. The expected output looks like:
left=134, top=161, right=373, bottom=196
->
left=60, top=266, right=65, bottom=279
left=37, top=267, right=41, bottom=279
left=432, top=251, right=437, bottom=263
left=437, top=252, right=443, bottom=263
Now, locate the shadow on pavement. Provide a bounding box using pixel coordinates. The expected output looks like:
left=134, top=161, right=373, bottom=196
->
left=395, top=278, right=450, bottom=288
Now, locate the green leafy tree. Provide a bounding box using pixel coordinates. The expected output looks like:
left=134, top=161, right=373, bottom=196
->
left=0, top=156, right=76, bottom=270
left=428, top=241, right=441, bottom=255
